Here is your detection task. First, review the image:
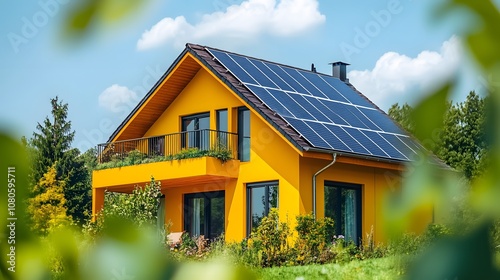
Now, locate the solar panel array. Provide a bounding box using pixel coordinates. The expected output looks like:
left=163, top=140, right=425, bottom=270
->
left=207, top=48, right=423, bottom=161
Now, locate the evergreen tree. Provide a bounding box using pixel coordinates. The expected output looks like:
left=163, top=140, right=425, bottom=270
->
left=31, top=97, right=75, bottom=186
left=28, top=97, right=92, bottom=225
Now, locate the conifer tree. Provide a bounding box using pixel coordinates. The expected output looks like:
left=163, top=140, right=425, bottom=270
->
left=28, top=97, right=92, bottom=225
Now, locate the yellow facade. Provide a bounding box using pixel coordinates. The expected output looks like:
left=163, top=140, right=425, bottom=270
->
left=92, top=52, right=433, bottom=244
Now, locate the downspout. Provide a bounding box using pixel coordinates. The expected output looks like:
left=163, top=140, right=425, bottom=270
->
left=313, top=153, right=337, bottom=220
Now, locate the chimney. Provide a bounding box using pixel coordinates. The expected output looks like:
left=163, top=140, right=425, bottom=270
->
left=311, top=63, right=317, bottom=73
left=330, top=61, right=350, bottom=82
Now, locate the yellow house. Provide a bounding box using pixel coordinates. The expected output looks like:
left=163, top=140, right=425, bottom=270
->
left=93, top=43, right=433, bottom=243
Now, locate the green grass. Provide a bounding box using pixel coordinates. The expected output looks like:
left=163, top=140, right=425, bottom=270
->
left=258, top=256, right=405, bottom=280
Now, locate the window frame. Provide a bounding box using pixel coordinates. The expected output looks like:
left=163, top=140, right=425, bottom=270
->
left=324, top=181, right=362, bottom=245
left=183, top=190, right=225, bottom=240
left=181, top=112, right=210, bottom=150
left=246, top=181, right=279, bottom=236
left=216, top=109, right=228, bottom=132
left=237, top=107, right=250, bottom=162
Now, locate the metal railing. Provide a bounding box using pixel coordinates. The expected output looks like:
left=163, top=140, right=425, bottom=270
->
left=97, top=130, right=238, bottom=164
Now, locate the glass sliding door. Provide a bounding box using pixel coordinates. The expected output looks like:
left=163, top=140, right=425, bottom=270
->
left=325, top=182, right=362, bottom=244
left=184, top=191, right=224, bottom=239
left=148, top=136, right=165, bottom=156
left=182, top=113, right=210, bottom=150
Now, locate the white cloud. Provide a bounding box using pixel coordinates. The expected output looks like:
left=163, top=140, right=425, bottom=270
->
left=98, top=84, right=138, bottom=113
left=348, top=36, right=462, bottom=111
left=137, top=0, right=326, bottom=50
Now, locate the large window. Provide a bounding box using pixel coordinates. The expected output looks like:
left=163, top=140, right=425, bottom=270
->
left=247, top=181, right=279, bottom=235
left=324, top=182, right=362, bottom=244
left=238, top=107, right=250, bottom=162
left=182, top=113, right=210, bottom=150
left=184, top=191, right=224, bottom=239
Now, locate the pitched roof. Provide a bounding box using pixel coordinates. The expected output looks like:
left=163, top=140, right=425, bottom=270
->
left=107, top=43, right=428, bottom=164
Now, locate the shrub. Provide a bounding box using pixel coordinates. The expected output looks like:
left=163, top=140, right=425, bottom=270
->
left=294, top=213, right=335, bottom=264
left=248, top=208, right=293, bottom=267
left=83, top=178, right=163, bottom=239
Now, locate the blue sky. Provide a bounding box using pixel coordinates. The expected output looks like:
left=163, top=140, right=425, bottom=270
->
left=0, top=0, right=488, bottom=152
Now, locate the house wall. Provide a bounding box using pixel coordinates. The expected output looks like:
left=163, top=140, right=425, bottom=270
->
left=142, top=67, right=300, bottom=242
left=299, top=157, right=433, bottom=244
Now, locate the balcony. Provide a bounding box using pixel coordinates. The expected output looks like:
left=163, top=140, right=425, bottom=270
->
left=93, top=130, right=240, bottom=191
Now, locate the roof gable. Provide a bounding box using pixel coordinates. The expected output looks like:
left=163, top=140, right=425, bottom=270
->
left=106, top=43, right=429, bottom=164
left=108, top=50, right=202, bottom=142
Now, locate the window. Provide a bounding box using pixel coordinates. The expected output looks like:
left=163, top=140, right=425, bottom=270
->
left=324, top=182, right=362, bottom=244
left=238, top=107, right=250, bottom=161
left=184, top=191, right=224, bottom=239
left=182, top=113, right=210, bottom=150
left=216, top=109, right=228, bottom=149
left=216, top=109, right=228, bottom=132
left=247, top=181, right=279, bottom=235
left=148, top=136, right=165, bottom=156
left=157, top=195, right=165, bottom=232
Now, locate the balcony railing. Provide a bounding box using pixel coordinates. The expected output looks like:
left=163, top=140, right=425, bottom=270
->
left=97, top=129, right=238, bottom=164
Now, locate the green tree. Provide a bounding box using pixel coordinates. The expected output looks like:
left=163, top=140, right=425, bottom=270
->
left=28, top=97, right=92, bottom=225
left=388, top=103, right=415, bottom=134
left=30, top=97, right=75, bottom=186
left=27, top=164, right=72, bottom=235
left=388, top=92, right=487, bottom=180
left=436, top=91, right=487, bottom=180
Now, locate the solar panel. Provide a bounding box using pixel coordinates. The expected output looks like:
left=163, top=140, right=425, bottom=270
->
left=246, top=85, right=294, bottom=118
left=250, top=60, right=295, bottom=91
left=207, top=47, right=424, bottom=162
left=281, top=67, right=327, bottom=98
left=283, top=117, right=331, bottom=149
left=264, top=63, right=311, bottom=94
left=306, top=121, right=351, bottom=152
left=287, top=93, right=331, bottom=123
left=299, top=71, right=350, bottom=103
left=229, top=55, right=278, bottom=88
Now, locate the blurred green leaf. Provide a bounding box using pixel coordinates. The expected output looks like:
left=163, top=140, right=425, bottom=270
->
left=439, top=0, right=500, bottom=71
left=384, top=160, right=461, bottom=236
left=64, top=0, right=100, bottom=37
left=406, top=222, right=500, bottom=280
left=99, top=0, right=146, bottom=23
left=0, top=131, right=32, bottom=280
left=48, top=228, right=81, bottom=280
left=63, top=0, right=149, bottom=39
left=410, top=82, right=452, bottom=149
